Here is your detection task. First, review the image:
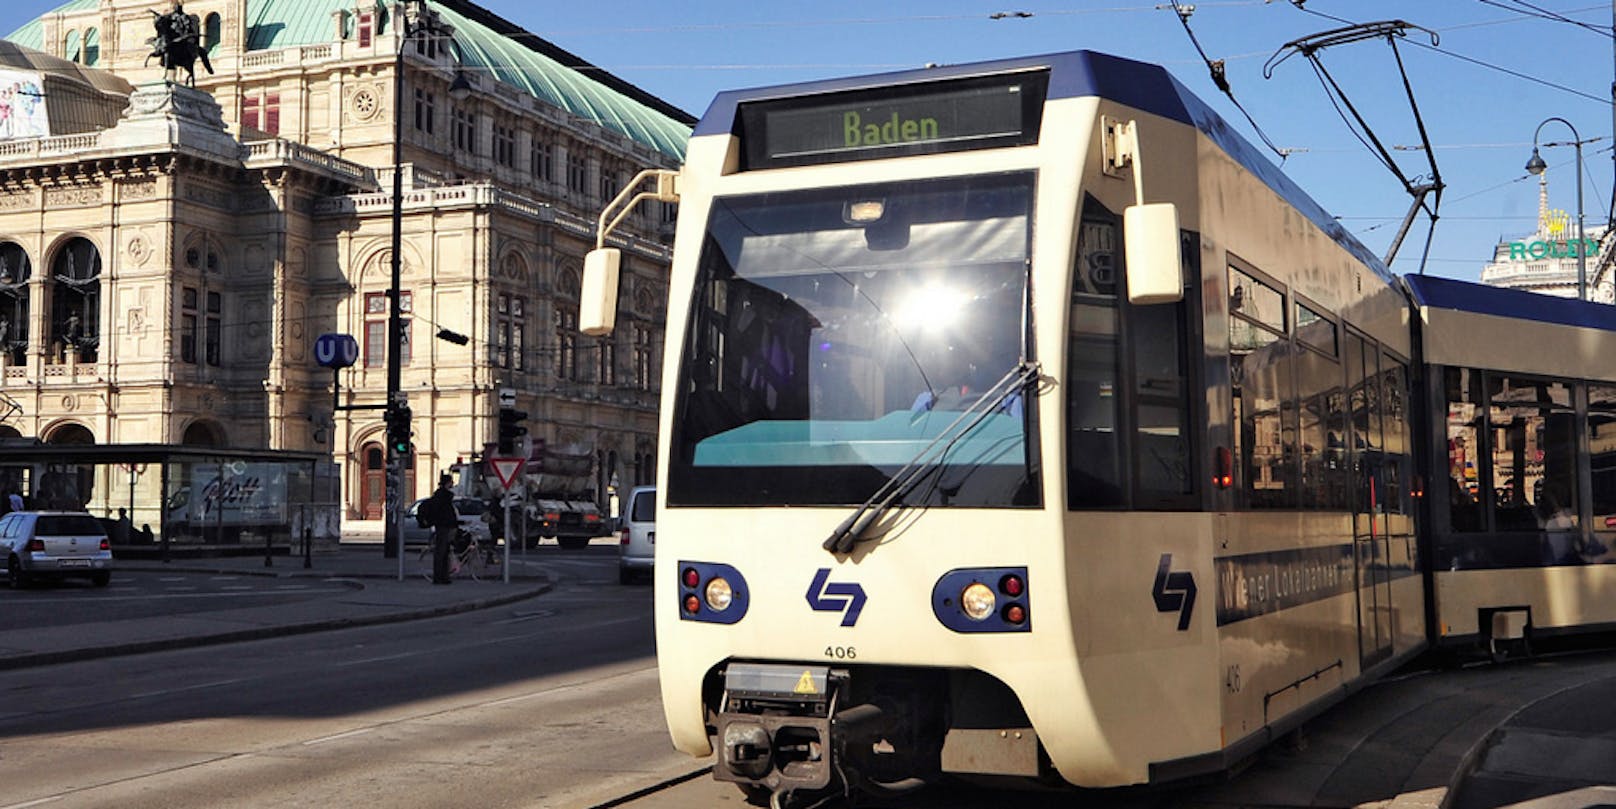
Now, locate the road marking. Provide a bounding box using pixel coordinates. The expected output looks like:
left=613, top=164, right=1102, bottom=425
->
left=333, top=651, right=420, bottom=668
left=0, top=796, right=62, bottom=808
left=129, top=677, right=250, bottom=700
left=302, top=727, right=376, bottom=746
left=209, top=576, right=239, bottom=581
left=164, top=586, right=198, bottom=592
left=221, top=585, right=253, bottom=591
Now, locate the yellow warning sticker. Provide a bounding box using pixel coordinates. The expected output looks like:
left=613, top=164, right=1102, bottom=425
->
left=793, top=670, right=818, bottom=695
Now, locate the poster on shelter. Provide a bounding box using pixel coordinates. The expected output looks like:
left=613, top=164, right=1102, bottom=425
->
left=0, top=70, right=49, bottom=140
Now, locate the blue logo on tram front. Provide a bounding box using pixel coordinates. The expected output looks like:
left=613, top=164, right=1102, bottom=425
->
left=806, top=568, right=867, bottom=627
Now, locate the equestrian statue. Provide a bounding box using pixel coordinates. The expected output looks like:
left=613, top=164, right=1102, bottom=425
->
left=146, top=3, right=214, bottom=87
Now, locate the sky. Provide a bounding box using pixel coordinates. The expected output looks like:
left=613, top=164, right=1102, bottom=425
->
left=6, top=0, right=1615, bottom=282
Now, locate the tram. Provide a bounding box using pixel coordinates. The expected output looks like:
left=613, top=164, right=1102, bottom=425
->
left=578, top=49, right=1612, bottom=804
left=1409, top=275, right=1616, bottom=658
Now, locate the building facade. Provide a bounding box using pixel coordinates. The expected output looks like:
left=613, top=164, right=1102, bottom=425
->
left=1, top=0, right=689, bottom=540
left=1480, top=175, right=1615, bottom=302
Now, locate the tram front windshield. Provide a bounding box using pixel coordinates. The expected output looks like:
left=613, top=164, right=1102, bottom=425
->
left=669, top=172, right=1037, bottom=508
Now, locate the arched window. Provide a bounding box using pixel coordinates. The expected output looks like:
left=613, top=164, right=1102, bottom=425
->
left=62, top=30, right=80, bottom=63
left=50, top=237, right=100, bottom=363
left=181, top=420, right=224, bottom=447
left=204, top=14, right=221, bottom=54
left=0, top=242, right=31, bottom=366
left=82, top=28, right=99, bottom=66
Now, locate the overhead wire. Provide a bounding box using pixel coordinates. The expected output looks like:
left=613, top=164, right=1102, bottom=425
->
left=1163, top=0, right=1289, bottom=160
left=1288, top=2, right=1609, bottom=104
left=1474, top=0, right=1612, bottom=37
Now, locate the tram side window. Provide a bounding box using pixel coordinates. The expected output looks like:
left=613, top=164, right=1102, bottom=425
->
left=1293, top=304, right=1343, bottom=509
left=1589, top=384, right=1616, bottom=538
left=1444, top=367, right=1483, bottom=532
left=1489, top=375, right=1576, bottom=535
left=1067, top=205, right=1124, bottom=507
left=1382, top=357, right=1412, bottom=516
left=1345, top=333, right=1381, bottom=515
left=1133, top=297, right=1195, bottom=503
left=1229, top=264, right=1293, bottom=508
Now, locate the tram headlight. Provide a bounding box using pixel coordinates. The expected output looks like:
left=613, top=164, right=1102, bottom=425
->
left=677, top=561, right=750, bottom=625
left=933, top=567, right=1031, bottom=633
left=961, top=582, right=997, bottom=620
left=705, top=577, right=735, bottom=612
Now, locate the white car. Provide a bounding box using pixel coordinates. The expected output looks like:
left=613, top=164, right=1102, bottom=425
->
left=2, top=511, right=113, bottom=587
left=402, top=497, right=492, bottom=548
left=617, top=486, right=655, bottom=584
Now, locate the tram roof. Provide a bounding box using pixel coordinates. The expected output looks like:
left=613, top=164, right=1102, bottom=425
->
left=1404, top=274, right=1616, bottom=333
left=696, top=49, right=1396, bottom=287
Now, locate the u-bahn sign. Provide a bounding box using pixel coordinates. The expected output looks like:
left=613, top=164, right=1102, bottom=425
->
left=314, top=333, right=360, bottom=369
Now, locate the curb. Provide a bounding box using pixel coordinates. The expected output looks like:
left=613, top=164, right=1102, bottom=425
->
left=0, top=578, right=553, bottom=672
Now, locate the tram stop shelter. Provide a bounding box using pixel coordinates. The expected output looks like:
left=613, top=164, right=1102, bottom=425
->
left=0, top=440, right=340, bottom=559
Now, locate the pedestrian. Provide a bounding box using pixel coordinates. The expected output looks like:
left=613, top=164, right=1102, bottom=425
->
left=426, top=473, right=459, bottom=584
left=113, top=507, right=133, bottom=545
left=8, top=489, right=22, bottom=513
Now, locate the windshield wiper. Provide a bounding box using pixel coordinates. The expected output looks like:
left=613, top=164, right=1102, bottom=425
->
left=823, top=360, right=1039, bottom=555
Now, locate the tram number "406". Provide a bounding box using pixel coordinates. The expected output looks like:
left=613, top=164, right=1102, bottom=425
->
left=824, top=646, right=857, bottom=660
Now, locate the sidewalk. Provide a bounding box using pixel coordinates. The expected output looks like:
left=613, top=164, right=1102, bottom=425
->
left=0, top=543, right=553, bottom=671
left=1446, top=670, right=1616, bottom=809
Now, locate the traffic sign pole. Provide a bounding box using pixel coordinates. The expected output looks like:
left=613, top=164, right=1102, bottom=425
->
left=503, top=498, right=512, bottom=583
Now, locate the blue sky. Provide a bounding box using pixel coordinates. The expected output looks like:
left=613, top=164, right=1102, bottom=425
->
left=7, top=1, right=1614, bottom=282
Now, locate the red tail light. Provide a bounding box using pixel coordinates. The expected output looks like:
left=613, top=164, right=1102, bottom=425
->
left=100, top=539, right=110, bottom=551
left=584, top=513, right=601, bottom=523
left=543, top=512, right=560, bottom=522
left=619, top=529, right=629, bottom=546
left=1213, top=446, right=1234, bottom=490
left=25, top=539, right=44, bottom=552
left=999, top=573, right=1024, bottom=597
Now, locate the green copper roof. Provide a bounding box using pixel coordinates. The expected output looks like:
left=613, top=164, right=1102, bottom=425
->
left=9, top=0, right=692, bottom=159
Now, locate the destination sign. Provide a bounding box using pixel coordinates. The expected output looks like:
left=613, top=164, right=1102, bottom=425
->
left=739, top=71, right=1048, bottom=169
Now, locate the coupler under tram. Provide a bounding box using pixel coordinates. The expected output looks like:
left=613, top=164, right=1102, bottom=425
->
left=711, top=662, right=1045, bottom=804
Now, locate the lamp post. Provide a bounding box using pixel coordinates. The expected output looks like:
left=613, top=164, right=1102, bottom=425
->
left=1525, top=117, right=1592, bottom=301
left=384, top=0, right=438, bottom=565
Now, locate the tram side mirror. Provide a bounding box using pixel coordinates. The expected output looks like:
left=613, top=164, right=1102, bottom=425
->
left=580, top=248, right=621, bottom=336
left=1124, top=202, right=1183, bottom=305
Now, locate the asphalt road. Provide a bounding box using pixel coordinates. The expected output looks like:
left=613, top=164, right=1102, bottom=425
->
left=0, top=557, right=684, bottom=809
left=1, top=548, right=1612, bottom=808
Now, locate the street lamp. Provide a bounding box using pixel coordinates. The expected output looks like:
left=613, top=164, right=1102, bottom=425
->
left=1525, top=117, right=1592, bottom=301
left=384, top=0, right=443, bottom=567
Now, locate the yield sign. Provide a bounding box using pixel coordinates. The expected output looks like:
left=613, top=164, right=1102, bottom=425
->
left=489, top=457, right=524, bottom=490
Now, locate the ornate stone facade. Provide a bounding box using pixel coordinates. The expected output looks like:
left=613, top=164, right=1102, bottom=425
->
left=2, top=0, right=687, bottom=535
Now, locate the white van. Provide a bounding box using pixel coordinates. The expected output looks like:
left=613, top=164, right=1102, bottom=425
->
left=617, top=485, right=655, bottom=584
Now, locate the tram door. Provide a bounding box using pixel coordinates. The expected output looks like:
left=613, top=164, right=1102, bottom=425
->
left=1347, top=332, right=1393, bottom=669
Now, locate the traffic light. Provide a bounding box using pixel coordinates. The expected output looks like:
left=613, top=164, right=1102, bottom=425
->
left=387, top=404, right=412, bottom=455
left=497, top=407, right=527, bottom=455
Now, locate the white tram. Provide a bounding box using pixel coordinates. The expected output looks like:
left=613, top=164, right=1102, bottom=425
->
left=1409, top=275, right=1616, bottom=657
left=584, top=50, right=1428, bottom=802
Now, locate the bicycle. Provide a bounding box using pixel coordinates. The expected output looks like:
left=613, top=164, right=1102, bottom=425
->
left=417, top=529, right=499, bottom=581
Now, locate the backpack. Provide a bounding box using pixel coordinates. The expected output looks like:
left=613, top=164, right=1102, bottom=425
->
left=415, top=510, right=431, bottom=530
